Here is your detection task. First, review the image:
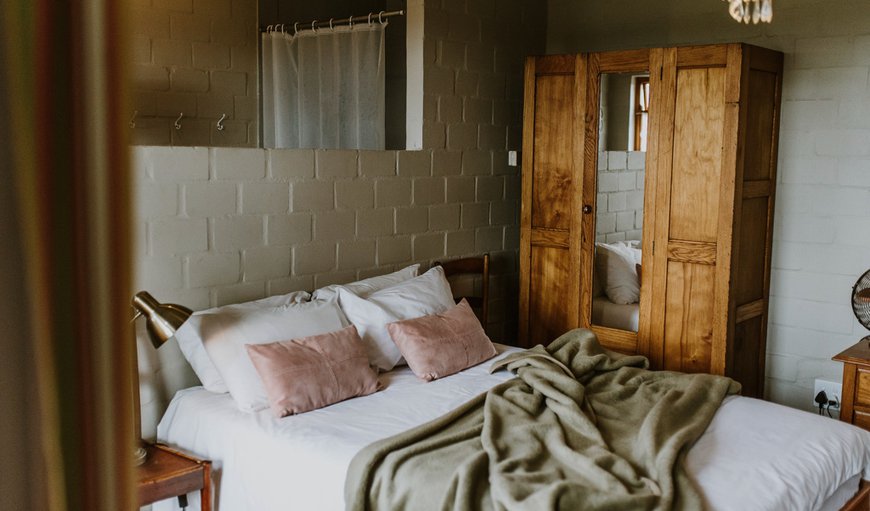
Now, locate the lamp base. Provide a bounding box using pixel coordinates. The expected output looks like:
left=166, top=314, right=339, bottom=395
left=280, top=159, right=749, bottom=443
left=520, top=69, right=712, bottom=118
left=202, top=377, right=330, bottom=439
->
left=134, top=445, right=148, bottom=466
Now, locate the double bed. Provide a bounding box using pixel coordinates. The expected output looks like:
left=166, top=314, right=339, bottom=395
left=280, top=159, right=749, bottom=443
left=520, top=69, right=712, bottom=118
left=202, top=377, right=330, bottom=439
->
left=155, top=344, right=870, bottom=511
left=147, top=263, right=870, bottom=511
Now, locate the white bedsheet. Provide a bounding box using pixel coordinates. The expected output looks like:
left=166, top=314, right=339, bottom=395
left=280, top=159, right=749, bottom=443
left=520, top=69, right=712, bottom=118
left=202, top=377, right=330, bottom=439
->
left=591, top=296, right=639, bottom=332
left=156, top=345, right=870, bottom=511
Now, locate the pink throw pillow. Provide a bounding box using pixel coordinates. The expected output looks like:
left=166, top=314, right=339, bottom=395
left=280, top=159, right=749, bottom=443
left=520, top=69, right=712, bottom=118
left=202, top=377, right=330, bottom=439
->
left=245, top=325, right=380, bottom=417
left=386, top=299, right=497, bottom=382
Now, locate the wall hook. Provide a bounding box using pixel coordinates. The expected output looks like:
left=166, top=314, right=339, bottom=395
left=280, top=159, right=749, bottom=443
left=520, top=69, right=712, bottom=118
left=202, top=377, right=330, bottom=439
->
left=174, top=112, right=183, bottom=130
left=216, top=113, right=227, bottom=131
left=129, top=110, right=138, bottom=129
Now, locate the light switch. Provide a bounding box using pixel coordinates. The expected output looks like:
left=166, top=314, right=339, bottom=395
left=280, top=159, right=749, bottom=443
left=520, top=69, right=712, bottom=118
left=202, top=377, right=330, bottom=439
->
left=508, top=151, right=519, bottom=167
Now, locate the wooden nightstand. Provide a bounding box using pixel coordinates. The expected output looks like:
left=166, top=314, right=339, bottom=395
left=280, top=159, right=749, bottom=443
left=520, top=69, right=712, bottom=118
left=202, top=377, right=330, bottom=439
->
left=137, top=443, right=211, bottom=510
left=833, top=339, right=870, bottom=431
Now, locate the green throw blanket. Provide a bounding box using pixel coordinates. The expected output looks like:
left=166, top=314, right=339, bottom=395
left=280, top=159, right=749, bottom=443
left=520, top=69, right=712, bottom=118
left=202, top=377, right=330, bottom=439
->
left=345, top=328, right=740, bottom=511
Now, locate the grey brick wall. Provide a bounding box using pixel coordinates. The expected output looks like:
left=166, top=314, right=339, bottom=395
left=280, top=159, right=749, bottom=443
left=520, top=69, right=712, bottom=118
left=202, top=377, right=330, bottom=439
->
left=132, top=145, right=523, bottom=342
left=129, top=0, right=258, bottom=147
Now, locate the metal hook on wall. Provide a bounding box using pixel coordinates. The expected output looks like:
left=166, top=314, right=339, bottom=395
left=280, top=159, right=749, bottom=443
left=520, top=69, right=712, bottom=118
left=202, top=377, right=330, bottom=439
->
left=129, top=110, right=138, bottom=129
left=216, top=113, right=227, bottom=132
left=174, top=113, right=184, bottom=130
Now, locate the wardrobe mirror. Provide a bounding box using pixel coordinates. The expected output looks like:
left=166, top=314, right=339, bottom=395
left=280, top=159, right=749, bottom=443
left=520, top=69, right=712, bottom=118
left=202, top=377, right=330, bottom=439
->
left=591, top=72, right=650, bottom=333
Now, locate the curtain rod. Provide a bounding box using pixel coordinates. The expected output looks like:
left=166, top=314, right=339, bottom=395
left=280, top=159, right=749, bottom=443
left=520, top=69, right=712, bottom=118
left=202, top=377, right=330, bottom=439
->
left=261, top=9, right=405, bottom=34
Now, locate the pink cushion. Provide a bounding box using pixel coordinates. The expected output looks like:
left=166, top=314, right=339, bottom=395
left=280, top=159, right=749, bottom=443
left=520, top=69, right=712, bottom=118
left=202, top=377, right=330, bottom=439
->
left=386, top=299, right=497, bottom=382
left=245, top=325, right=380, bottom=417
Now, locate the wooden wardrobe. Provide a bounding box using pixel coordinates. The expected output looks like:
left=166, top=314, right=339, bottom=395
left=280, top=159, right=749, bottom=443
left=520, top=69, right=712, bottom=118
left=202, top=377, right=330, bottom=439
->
left=518, top=44, right=783, bottom=398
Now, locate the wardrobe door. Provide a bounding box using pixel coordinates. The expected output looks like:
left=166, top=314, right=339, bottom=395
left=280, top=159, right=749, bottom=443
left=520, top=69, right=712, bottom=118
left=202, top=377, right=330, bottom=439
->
left=518, top=55, right=586, bottom=348
left=725, top=45, right=783, bottom=398
left=648, top=45, right=736, bottom=374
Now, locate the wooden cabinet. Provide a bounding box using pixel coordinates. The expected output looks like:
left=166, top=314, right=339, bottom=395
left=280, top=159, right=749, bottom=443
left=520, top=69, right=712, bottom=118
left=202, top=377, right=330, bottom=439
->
left=519, top=44, right=783, bottom=398
left=834, top=340, right=870, bottom=432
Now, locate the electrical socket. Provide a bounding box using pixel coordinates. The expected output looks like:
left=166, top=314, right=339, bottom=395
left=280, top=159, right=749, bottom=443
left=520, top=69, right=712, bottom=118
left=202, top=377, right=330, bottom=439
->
left=813, top=379, right=842, bottom=410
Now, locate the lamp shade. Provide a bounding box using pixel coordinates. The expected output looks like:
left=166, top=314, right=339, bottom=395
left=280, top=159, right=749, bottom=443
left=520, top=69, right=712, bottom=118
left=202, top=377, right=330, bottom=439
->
left=131, top=291, right=192, bottom=348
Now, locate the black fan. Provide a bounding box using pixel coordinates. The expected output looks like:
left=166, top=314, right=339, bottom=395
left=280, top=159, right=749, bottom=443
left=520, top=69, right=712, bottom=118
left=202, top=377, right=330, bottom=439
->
left=853, top=269, right=870, bottom=341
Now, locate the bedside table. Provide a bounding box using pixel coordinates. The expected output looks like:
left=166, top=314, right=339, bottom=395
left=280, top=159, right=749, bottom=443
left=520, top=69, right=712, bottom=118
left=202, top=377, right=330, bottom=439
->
left=833, top=338, right=870, bottom=431
left=137, top=443, right=211, bottom=510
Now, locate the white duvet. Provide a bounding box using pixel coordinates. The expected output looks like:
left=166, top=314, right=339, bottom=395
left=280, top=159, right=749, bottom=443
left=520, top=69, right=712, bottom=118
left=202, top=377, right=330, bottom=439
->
left=156, top=345, right=870, bottom=511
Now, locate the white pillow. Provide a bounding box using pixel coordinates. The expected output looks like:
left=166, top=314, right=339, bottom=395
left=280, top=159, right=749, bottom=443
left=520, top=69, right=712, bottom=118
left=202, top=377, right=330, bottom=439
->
left=174, top=291, right=311, bottom=394
left=595, top=242, right=641, bottom=305
left=312, top=264, right=420, bottom=301
left=200, top=299, right=348, bottom=412
left=337, top=266, right=455, bottom=372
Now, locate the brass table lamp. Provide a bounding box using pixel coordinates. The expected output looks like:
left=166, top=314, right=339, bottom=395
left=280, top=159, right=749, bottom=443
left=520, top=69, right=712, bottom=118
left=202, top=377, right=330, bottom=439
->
left=131, top=291, right=192, bottom=465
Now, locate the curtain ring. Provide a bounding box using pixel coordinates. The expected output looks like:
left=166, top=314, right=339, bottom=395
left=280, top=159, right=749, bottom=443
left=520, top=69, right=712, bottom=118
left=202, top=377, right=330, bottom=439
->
left=349, top=15, right=354, bottom=28
left=378, top=11, right=385, bottom=24
left=311, top=20, right=318, bottom=33
left=368, top=13, right=373, bottom=25
left=329, top=18, right=334, bottom=30
left=293, top=22, right=299, bottom=35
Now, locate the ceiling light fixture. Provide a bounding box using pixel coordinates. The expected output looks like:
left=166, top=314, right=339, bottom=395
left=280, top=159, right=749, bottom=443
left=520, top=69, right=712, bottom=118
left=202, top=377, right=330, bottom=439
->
left=725, top=0, right=773, bottom=24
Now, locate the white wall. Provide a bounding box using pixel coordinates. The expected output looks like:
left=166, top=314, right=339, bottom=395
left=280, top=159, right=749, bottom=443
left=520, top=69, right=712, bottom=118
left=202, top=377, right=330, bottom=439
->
left=547, top=0, right=870, bottom=411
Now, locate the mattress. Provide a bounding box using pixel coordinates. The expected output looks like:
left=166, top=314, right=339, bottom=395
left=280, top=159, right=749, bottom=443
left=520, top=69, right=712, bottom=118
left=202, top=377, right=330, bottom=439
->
left=592, top=296, right=639, bottom=332
left=155, top=345, right=870, bottom=511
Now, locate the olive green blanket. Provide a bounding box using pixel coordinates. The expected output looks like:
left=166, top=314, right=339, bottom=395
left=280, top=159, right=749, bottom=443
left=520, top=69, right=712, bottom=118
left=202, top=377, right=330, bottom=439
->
left=345, top=328, right=740, bottom=511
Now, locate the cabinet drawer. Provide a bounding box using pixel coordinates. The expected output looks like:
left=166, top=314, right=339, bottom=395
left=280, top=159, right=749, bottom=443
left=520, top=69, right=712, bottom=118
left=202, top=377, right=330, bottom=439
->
left=853, top=409, right=870, bottom=431
left=856, top=368, right=870, bottom=408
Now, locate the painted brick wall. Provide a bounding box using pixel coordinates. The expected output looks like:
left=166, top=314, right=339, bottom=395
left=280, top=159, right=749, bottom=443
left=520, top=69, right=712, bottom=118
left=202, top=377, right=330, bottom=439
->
left=422, top=0, right=546, bottom=152
left=596, top=151, right=645, bottom=244
left=547, top=0, right=870, bottom=412
left=129, top=0, right=258, bottom=147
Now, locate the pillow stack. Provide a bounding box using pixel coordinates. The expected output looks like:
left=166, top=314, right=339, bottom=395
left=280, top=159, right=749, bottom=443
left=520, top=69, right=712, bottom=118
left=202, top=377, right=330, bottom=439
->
left=173, top=263, right=498, bottom=418
left=595, top=241, right=643, bottom=304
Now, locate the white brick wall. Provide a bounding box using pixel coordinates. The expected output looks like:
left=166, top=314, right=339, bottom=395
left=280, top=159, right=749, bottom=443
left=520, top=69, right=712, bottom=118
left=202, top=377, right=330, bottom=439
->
left=547, top=0, right=870, bottom=413
left=133, top=146, right=519, bottom=340
left=596, top=150, right=645, bottom=243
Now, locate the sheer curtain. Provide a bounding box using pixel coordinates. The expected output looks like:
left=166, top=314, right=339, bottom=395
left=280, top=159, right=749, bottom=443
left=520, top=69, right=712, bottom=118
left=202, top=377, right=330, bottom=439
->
left=262, top=23, right=386, bottom=150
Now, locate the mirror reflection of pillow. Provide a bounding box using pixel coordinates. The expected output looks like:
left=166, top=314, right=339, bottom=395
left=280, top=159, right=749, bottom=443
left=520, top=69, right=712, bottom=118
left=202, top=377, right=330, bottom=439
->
left=595, top=241, right=641, bottom=304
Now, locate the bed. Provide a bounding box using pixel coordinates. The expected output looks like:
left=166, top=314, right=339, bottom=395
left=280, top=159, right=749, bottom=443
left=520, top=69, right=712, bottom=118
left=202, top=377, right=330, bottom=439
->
left=154, top=342, right=870, bottom=511
left=148, top=263, right=870, bottom=511
left=591, top=296, right=639, bottom=332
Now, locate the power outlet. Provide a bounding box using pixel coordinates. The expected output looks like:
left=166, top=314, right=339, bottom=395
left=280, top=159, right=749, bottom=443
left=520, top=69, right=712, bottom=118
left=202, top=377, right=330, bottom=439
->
left=813, top=379, right=842, bottom=410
